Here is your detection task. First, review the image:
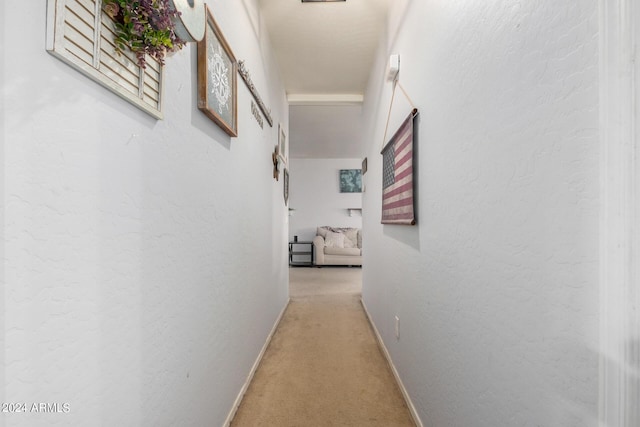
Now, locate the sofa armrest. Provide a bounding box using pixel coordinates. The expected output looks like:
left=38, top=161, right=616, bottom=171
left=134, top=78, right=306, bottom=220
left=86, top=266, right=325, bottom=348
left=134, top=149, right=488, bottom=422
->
left=313, top=235, right=325, bottom=265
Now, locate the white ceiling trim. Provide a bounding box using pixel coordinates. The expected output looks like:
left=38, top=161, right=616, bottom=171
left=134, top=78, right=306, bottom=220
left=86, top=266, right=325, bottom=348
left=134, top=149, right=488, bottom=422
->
left=287, top=93, right=364, bottom=105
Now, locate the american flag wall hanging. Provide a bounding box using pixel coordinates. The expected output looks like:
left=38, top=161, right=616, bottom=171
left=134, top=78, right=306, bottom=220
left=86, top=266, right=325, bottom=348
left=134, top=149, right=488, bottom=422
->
left=381, top=108, right=418, bottom=225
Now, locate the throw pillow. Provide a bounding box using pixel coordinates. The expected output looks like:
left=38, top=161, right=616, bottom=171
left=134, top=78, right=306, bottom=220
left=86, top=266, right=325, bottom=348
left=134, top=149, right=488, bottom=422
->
left=324, top=231, right=345, bottom=248
left=317, top=227, right=330, bottom=239
left=342, top=228, right=358, bottom=248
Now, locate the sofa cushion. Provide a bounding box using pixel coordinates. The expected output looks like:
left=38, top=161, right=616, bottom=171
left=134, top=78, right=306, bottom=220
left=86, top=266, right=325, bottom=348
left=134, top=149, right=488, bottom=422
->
left=324, top=231, right=345, bottom=248
left=325, top=247, right=361, bottom=256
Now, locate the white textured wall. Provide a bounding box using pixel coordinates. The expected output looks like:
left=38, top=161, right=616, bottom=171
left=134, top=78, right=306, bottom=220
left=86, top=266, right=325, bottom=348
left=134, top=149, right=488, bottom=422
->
left=288, top=158, right=362, bottom=242
left=361, top=2, right=600, bottom=426
left=2, top=1, right=288, bottom=426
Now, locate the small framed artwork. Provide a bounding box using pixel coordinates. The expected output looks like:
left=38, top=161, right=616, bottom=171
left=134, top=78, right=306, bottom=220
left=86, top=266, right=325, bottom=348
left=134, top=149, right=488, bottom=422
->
left=197, top=6, right=238, bottom=137
left=339, top=169, right=362, bottom=193
left=278, top=123, right=287, bottom=165
left=283, top=168, right=289, bottom=205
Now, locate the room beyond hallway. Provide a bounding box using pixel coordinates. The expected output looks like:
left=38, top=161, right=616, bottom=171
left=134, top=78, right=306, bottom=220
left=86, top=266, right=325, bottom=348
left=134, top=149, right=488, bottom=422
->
left=230, top=267, right=415, bottom=426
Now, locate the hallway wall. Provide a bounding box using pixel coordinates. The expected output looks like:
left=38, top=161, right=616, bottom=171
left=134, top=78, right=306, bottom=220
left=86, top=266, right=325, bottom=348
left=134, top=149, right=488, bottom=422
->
left=361, top=2, right=600, bottom=426
left=2, top=1, right=288, bottom=426
left=288, top=158, right=362, bottom=242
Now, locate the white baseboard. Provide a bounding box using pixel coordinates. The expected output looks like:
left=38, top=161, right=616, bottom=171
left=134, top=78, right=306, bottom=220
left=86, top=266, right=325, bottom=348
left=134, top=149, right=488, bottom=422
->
left=361, top=299, right=424, bottom=427
left=223, top=298, right=291, bottom=427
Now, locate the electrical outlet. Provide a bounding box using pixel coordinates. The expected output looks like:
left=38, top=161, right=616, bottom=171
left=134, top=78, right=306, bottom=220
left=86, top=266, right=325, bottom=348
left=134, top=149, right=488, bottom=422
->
left=395, top=316, right=400, bottom=340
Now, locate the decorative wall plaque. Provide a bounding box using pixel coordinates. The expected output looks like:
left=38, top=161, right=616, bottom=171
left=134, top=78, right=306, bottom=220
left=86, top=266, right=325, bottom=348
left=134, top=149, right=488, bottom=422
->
left=197, top=6, right=238, bottom=137
left=238, top=60, right=273, bottom=127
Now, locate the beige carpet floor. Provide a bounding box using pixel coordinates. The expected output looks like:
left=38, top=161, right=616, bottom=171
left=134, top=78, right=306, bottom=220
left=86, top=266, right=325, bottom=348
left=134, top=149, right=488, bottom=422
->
left=230, top=267, right=415, bottom=427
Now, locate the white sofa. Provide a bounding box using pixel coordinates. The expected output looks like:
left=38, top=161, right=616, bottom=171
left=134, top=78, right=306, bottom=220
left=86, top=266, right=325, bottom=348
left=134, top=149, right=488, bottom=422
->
left=312, top=226, right=362, bottom=266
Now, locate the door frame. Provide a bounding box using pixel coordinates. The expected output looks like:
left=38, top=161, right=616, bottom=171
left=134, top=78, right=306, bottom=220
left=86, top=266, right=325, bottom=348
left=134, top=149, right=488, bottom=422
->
left=599, top=1, right=640, bottom=425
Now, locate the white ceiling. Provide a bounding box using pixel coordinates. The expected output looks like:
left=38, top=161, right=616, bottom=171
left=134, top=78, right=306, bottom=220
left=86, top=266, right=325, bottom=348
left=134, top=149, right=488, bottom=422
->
left=259, top=0, right=389, bottom=159
left=289, top=104, right=363, bottom=158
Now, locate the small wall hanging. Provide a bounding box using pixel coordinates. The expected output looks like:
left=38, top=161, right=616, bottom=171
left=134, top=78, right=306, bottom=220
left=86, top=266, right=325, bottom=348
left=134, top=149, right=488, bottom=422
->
left=197, top=6, right=238, bottom=137
left=272, top=146, right=281, bottom=181
left=238, top=60, right=273, bottom=127
left=283, top=168, right=289, bottom=205
left=277, top=124, right=287, bottom=165
left=339, top=169, right=362, bottom=193
left=381, top=109, right=418, bottom=225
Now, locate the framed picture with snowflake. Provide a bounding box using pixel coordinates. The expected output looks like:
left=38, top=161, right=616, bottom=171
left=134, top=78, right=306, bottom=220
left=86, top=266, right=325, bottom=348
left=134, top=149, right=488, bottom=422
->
left=198, top=6, right=238, bottom=137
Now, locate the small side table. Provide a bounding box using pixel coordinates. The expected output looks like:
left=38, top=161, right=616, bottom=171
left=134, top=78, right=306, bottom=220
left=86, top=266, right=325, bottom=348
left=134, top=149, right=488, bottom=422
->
left=289, top=241, right=314, bottom=267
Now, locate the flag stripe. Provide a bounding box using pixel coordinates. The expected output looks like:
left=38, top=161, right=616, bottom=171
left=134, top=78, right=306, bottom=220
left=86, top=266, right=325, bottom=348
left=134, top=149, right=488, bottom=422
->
left=396, top=151, right=412, bottom=168
left=382, top=181, right=413, bottom=199
left=395, top=131, right=412, bottom=154
left=383, top=199, right=414, bottom=211
left=394, top=166, right=413, bottom=183
left=383, top=196, right=413, bottom=207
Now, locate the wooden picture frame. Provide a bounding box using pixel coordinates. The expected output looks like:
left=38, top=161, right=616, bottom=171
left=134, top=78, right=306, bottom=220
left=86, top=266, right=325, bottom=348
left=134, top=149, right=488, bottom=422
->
left=278, top=123, right=287, bottom=165
left=197, top=6, right=238, bottom=137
